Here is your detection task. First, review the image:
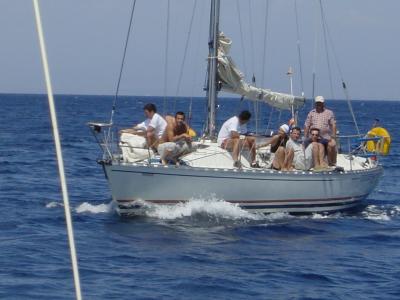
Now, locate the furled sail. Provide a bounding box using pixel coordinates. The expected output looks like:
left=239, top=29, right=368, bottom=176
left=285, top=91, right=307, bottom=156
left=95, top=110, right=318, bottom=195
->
left=217, top=32, right=305, bottom=110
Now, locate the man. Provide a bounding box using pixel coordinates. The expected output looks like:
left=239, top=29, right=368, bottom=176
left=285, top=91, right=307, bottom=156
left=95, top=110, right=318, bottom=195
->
left=217, top=110, right=258, bottom=168
left=304, top=95, right=337, bottom=166
left=257, top=123, right=290, bottom=170
left=120, top=103, right=167, bottom=151
left=158, top=111, right=192, bottom=165
left=283, top=127, right=327, bottom=171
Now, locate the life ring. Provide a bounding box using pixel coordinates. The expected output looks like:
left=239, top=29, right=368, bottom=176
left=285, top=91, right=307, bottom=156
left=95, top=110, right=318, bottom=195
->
left=366, top=127, right=391, bottom=155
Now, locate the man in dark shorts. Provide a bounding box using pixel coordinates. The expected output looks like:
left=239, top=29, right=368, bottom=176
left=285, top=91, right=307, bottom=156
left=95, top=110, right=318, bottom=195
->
left=304, top=96, right=337, bottom=166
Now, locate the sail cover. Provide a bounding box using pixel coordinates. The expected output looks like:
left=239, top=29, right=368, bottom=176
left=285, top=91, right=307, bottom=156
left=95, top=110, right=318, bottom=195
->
left=217, top=32, right=305, bottom=110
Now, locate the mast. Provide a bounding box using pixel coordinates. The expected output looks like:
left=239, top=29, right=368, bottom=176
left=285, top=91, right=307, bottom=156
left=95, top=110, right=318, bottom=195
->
left=205, top=0, right=220, bottom=138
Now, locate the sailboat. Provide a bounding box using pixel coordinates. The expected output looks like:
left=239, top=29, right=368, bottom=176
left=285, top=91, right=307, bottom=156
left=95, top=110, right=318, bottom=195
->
left=89, top=0, right=389, bottom=216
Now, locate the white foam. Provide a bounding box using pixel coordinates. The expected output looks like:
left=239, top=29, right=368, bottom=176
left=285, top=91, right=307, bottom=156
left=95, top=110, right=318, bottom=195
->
left=144, top=196, right=262, bottom=220
left=75, top=202, right=113, bottom=214
left=45, top=201, right=63, bottom=208
left=361, top=205, right=392, bottom=221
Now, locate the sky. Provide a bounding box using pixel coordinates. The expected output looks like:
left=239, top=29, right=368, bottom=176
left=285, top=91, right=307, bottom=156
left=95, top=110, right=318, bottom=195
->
left=0, top=0, right=399, bottom=100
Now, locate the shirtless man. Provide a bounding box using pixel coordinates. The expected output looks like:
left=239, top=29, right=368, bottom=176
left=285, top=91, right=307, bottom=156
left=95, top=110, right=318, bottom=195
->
left=157, top=111, right=192, bottom=165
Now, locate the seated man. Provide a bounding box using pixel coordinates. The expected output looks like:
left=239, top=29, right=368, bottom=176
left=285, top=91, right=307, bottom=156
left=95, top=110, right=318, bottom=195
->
left=158, top=111, right=192, bottom=165
left=304, top=96, right=337, bottom=166
left=258, top=123, right=290, bottom=170
left=283, top=127, right=325, bottom=171
left=120, top=103, right=167, bottom=151
left=304, top=128, right=329, bottom=170
left=217, top=110, right=258, bottom=168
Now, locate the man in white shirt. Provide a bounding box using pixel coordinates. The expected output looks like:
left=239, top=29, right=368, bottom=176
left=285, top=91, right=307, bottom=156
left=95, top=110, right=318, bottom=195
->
left=217, top=110, right=257, bottom=168
left=121, top=103, right=167, bottom=151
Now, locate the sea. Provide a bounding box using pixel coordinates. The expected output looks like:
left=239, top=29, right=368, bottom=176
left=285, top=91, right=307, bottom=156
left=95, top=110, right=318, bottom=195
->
left=1, top=94, right=399, bottom=299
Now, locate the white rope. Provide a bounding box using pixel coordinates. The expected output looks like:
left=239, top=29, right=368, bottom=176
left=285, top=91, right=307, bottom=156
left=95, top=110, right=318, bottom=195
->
left=32, top=1, right=82, bottom=299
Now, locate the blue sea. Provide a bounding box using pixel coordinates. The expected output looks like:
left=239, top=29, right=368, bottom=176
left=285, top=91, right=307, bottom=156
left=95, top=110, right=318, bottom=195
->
left=1, top=94, right=399, bottom=299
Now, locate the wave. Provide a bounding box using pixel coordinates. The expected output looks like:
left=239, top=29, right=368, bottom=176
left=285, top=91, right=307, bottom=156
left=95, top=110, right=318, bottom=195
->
left=142, top=196, right=263, bottom=220
left=46, top=200, right=114, bottom=214
left=45, top=201, right=63, bottom=208
left=47, top=199, right=400, bottom=223
left=361, top=204, right=400, bottom=221
left=75, top=202, right=114, bottom=214
left=308, top=204, right=400, bottom=221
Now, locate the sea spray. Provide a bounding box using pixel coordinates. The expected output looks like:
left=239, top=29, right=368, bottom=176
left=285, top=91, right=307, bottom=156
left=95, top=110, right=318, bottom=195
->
left=75, top=201, right=114, bottom=214
left=144, top=196, right=262, bottom=220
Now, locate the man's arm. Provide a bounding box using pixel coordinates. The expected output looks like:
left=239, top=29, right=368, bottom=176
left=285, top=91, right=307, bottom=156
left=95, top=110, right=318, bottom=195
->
left=331, top=122, right=337, bottom=139
left=257, top=135, right=279, bottom=149
left=230, top=130, right=240, bottom=139
left=329, top=111, right=337, bottom=139
left=304, top=112, right=312, bottom=138
left=146, top=126, right=156, bottom=147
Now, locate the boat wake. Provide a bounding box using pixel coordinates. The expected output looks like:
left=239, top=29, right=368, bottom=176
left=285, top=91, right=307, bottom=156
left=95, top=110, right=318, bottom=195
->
left=45, top=200, right=400, bottom=222
left=143, top=196, right=263, bottom=220
left=361, top=204, right=400, bottom=221
left=309, top=204, right=400, bottom=221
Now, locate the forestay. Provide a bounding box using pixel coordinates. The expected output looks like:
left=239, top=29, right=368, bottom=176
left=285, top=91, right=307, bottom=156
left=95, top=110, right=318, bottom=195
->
left=217, top=32, right=305, bottom=110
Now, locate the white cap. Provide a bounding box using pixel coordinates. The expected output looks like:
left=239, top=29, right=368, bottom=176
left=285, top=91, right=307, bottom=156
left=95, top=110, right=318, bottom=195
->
left=315, top=95, right=325, bottom=103
left=279, top=124, right=290, bottom=134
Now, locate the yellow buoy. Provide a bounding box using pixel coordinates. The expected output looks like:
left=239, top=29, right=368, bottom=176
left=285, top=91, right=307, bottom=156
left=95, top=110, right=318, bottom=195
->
left=366, top=127, right=391, bottom=155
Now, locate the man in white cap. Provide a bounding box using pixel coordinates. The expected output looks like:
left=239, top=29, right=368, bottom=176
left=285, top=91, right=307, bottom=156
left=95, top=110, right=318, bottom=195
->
left=304, top=96, right=337, bottom=166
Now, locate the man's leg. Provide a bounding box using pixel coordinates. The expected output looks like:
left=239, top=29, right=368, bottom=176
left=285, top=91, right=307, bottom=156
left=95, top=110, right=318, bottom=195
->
left=272, top=146, right=285, bottom=170
left=230, top=137, right=240, bottom=162
left=327, top=139, right=337, bottom=166
left=244, top=136, right=257, bottom=163
left=314, top=142, right=328, bottom=169
left=282, top=148, right=294, bottom=171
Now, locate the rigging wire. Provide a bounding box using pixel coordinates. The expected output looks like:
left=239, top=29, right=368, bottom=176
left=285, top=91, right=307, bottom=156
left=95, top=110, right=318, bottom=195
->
left=163, top=0, right=171, bottom=114
left=247, top=0, right=256, bottom=80
left=247, top=0, right=259, bottom=134
left=32, top=1, right=82, bottom=299
left=260, top=0, right=270, bottom=134
left=311, top=0, right=320, bottom=109
left=189, top=0, right=207, bottom=126
left=109, top=0, right=137, bottom=128
left=235, top=0, right=248, bottom=77
left=174, top=0, right=198, bottom=112
left=320, top=2, right=361, bottom=135
left=294, top=0, right=305, bottom=97
left=235, top=0, right=252, bottom=116
left=318, top=0, right=335, bottom=99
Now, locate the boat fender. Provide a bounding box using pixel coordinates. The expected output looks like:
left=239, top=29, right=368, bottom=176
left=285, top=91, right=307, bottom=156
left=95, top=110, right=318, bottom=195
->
left=366, top=127, right=391, bottom=155
left=188, top=127, right=197, bottom=138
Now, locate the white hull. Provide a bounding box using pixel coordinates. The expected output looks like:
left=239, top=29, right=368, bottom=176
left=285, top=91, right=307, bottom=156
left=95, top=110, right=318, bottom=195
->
left=103, top=162, right=383, bottom=216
